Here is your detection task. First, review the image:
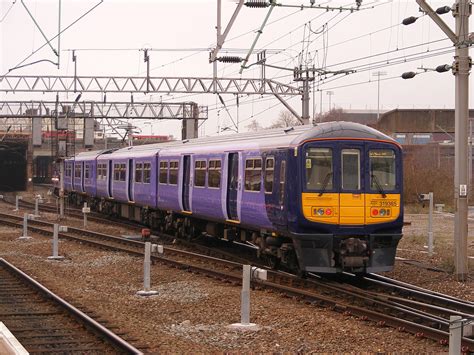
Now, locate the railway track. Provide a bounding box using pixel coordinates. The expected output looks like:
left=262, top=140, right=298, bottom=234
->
left=0, top=211, right=472, bottom=351
left=0, top=258, right=142, bottom=354
left=2, top=197, right=260, bottom=264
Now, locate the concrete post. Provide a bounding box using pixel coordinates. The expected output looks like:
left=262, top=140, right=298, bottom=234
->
left=136, top=242, right=158, bottom=296
left=241, top=264, right=251, bottom=324
left=48, top=223, right=64, bottom=260
left=416, top=0, right=471, bottom=280
left=83, top=202, right=88, bottom=228
left=228, top=265, right=266, bottom=330
left=453, top=0, right=470, bottom=281
left=14, top=195, right=22, bottom=212
left=34, top=197, right=41, bottom=217
left=449, top=315, right=462, bottom=355
left=18, top=213, right=31, bottom=240
left=428, top=192, right=434, bottom=256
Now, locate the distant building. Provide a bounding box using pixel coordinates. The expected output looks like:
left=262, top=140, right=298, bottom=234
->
left=374, top=108, right=474, bottom=144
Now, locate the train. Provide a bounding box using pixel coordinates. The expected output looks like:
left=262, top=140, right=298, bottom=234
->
left=62, top=121, right=403, bottom=274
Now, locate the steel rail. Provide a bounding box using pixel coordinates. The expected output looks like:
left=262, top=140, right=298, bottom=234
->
left=0, top=258, right=143, bottom=354
left=1, top=212, right=473, bottom=350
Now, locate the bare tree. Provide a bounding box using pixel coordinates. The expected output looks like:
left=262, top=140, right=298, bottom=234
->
left=269, top=110, right=302, bottom=128
left=314, top=108, right=346, bottom=123
left=245, top=119, right=263, bottom=132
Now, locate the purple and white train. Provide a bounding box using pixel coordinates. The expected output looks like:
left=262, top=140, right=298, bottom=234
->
left=64, top=121, right=404, bottom=274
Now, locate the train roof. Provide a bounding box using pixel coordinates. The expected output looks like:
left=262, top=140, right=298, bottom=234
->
left=74, top=122, right=398, bottom=160
left=70, top=149, right=117, bottom=162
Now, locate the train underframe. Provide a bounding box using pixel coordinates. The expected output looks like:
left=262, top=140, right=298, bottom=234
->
left=68, top=193, right=301, bottom=272
left=68, top=192, right=401, bottom=274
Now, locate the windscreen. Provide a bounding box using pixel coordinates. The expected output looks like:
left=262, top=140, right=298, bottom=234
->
left=370, top=149, right=396, bottom=191
left=305, top=147, right=333, bottom=190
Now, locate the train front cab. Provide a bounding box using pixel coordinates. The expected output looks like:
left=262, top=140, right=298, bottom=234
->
left=292, top=139, right=403, bottom=274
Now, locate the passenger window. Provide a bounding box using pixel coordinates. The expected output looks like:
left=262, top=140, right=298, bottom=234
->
left=74, top=165, right=81, bottom=178
left=370, top=150, right=396, bottom=191
left=143, top=163, right=151, bottom=184
left=120, top=163, right=126, bottom=181
left=194, top=160, right=206, bottom=187
left=98, top=163, right=106, bottom=180
left=244, top=158, right=262, bottom=192
left=208, top=160, right=221, bottom=188
left=264, top=157, right=274, bottom=193
left=114, top=164, right=120, bottom=181
left=84, top=164, right=90, bottom=179
left=305, top=148, right=333, bottom=190
left=159, top=161, right=168, bottom=184
left=169, top=161, right=179, bottom=185
left=341, top=149, right=360, bottom=190
left=135, top=163, right=143, bottom=183
left=279, top=160, right=286, bottom=204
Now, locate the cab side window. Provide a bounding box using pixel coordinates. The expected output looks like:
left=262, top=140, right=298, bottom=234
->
left=244, top=158, right=262, bottom=192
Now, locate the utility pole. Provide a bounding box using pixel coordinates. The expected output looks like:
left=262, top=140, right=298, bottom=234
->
left=293, top=66, right=314, bottom=125
left=372, top=71, right=387, bottom=121
left=416, top=0, right=470, bottom=281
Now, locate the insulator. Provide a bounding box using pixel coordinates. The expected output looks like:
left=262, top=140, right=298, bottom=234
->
left=401, top=71, right=416, bottom=80
left=245, top=0, right=269, bottom=8
left=402, top=16, right=417, bottom=25
left=436, top=6, right=451, bottom=15
left=217, top=56, right=243, bottom=63
left=435, top=64, right=451, bottom=73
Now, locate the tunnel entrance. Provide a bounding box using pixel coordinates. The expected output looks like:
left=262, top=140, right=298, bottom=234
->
left=0, top=143, right=27, bottom=192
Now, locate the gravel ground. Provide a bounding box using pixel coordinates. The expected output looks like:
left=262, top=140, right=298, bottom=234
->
left=0, top=193, right=471, bottom=352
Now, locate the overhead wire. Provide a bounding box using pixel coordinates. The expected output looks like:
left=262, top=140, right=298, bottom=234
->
left=318, top=48, right=456, bottom=90
left=0, top=0, right=16, bottom=23
left=2, top=0, right=104, bottom=77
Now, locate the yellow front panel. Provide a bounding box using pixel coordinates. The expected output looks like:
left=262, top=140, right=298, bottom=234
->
left=302, top=192, right=401, bottom=225
left=339, top=193, right=365, bottom=225
left=302, top=193, right=339, bottom=224
left=365, top=194, right=400, bottom=224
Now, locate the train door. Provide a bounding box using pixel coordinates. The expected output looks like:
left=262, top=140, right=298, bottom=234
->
left=339, top=143, right=365, bottom=225
left=226, top=152, right=239, bottom=221
left=182, top=155, right=191, bottom=212
left=275, top=155, right=287, bottom=226
left=107, top=160, right=113, bottom=198
left=81, top=161, right=85, bottom=193
left=128, top=159, right=134, bottom=202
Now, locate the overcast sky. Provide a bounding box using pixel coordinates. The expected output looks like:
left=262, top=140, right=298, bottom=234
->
left=1, top=0, right=472, bottom=138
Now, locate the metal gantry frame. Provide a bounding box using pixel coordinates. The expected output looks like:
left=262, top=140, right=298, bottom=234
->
left=0, top=75, right=301, bottom=96
left=0, top=100, right=208, bottom=120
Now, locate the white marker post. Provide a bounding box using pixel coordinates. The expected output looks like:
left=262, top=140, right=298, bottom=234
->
left=428, top=192, right=434, bottom=256
left=449, top=315, right=462, bottom=355
left=48, top=224, right=65, bottom=260
left=82, top=202, right=90, bottom=228
left=136, top=242, right=162, bottom=296
left=34, top=195, right=43, bottom=218
left=18, top=213, right=32, bottom=240
left=229, top=265, right=267, bottom=330
left=14, top=195, right=22, bottom=212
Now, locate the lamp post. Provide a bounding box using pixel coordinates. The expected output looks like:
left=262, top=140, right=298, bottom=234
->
left=372, top=71, right=387, bottom=121
left=144, top=121, right=154, bottom=135
left=326, top=91, right=334, bottom=112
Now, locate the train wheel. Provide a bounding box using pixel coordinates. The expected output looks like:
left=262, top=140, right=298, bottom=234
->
left=297, top=269, right=308, bottom=279
left=265, top=255, right=280, bottom=270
